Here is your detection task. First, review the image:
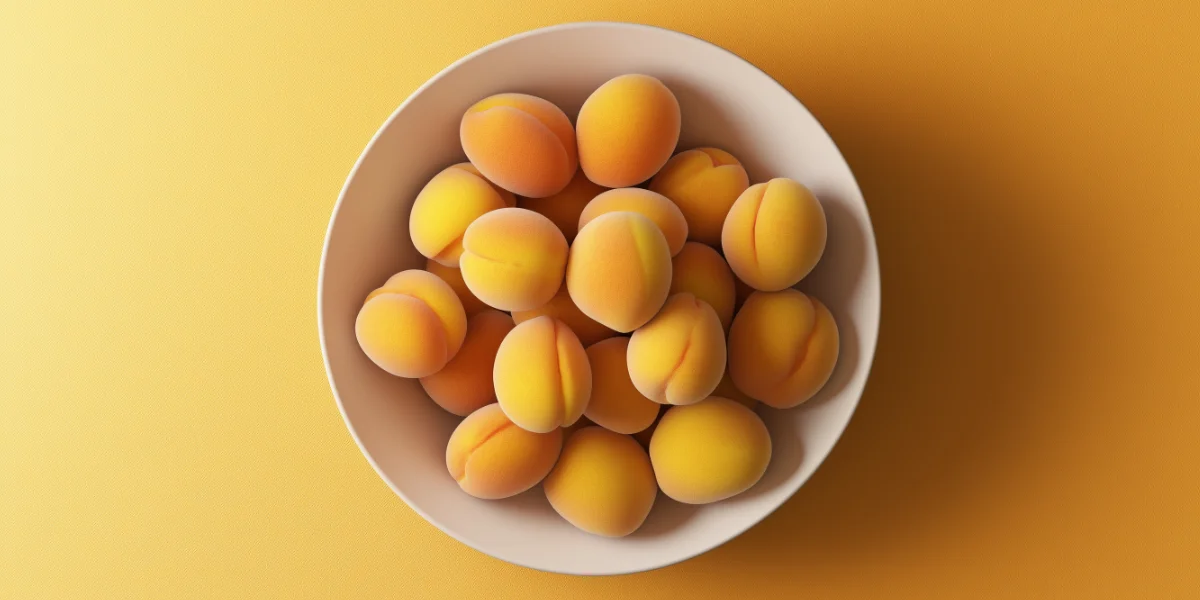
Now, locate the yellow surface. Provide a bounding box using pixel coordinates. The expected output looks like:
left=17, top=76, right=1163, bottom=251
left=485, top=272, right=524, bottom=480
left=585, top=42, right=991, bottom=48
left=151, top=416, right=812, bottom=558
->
left=2, top=1, right=1199, bottom=598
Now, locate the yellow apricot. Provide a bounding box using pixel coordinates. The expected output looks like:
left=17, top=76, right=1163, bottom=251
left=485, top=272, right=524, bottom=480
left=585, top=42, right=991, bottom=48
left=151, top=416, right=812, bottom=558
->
left=460, top=208, right=568, bottom=312
left=649, top=397, right=771, bottom=504
left=446, top=404, right=562, bottom=499
left=512, top=287, right=616, bottom=347
left=650, top=148, right=749, bottom=246
left=425, top=258, right=488, bottom=317
left=544, top=427, right=657, bottom=537
left=627, top=293, right=726, bottom=406
left=578, top=188, right=688, bottom=256
left=419, top=310, right=513, bottom=416
left=517, top=169, right=607, bottom=242
left=576, top=74, right=680, bottom=187
left=566, top=212, right=672, bottom=332
left=728, top=290, right=840, bottom=408
left=450, top=162, right=517, bottom=207
left=409, top=164, right=507, bottom=267
left=493, top=316, right=592, bottom=433
left=721, top=178, right=827, bottom=291
left=460, top=93, right=577, bottom=198
left=670, top=242, right=736, bottom=330
left=584, top=338, right=659, bottom=434
left=356, top=270, right=467, bottom=378
left=714, top=369, right=757, bottom=409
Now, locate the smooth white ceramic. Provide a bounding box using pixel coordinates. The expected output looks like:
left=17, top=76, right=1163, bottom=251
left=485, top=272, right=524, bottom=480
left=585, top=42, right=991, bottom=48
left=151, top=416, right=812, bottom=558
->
left=318, top=21, right=880, bottom=575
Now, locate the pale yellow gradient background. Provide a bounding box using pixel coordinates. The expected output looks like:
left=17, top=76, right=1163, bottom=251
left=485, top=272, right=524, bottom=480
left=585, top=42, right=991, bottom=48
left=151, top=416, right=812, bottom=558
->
left=3, top=2, right=1200, bottom=598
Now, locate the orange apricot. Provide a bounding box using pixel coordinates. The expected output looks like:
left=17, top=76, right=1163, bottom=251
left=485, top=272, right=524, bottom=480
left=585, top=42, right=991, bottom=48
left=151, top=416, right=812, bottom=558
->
left=419, top=310, right=513, bottom=416
left=650, top=148, right=749, bottom=246
left=727, top=289, right=839, bottom=408
left=355, top=270, right=467, bottom=378
left=576, top=74, right=680, bottom=187
left=446, top=403, right=562, bottom=499
left=578, top=188, right=688, bottom=256
left=460, top=93, right=577, bottom=198
left=566, top=212, right=672, bottom=333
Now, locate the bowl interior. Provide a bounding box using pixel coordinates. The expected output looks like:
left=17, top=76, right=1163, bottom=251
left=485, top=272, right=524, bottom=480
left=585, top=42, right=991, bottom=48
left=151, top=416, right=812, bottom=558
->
left=319, top=22, right=880, bottom=575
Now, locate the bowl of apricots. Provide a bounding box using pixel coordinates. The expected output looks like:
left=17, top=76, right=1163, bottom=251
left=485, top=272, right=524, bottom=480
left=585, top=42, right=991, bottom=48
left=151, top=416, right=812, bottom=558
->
left=318, top=22, right=880, bottom=575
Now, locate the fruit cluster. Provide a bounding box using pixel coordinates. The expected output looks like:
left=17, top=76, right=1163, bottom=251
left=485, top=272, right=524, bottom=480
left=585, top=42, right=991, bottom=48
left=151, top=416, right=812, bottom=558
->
left=356, top=74, right=839, bottom=537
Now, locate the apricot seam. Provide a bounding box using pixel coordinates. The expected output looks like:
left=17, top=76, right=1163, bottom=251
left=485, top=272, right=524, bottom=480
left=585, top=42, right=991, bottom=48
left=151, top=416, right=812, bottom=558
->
left=453, top=420, right=516, bottom=482
left=662, top=335, right=694, bottom=403
left=781, top=295, right=822, bottom=387
left=433, top=234, right=464, bottom=263
left=749, top=189, right=764, bottom=269
left=550, top=319, right=566, bottom=425
left=362, top=291, right=450, bottom=356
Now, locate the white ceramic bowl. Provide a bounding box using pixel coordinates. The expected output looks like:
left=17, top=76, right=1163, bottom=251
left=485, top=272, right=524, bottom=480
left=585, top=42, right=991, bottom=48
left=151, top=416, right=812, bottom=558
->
left=318, top=22, right=880, bottom=575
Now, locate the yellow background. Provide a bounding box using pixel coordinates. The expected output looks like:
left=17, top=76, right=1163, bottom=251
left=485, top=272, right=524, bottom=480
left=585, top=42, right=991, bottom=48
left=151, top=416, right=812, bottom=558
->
left=3, top=1, right=1199, bottom=598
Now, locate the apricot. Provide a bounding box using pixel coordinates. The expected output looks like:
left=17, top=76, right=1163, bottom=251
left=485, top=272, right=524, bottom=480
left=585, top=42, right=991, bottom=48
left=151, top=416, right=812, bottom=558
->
left=450, top=162, right=517, bottom=207
left=566, top=212, right=672, bottom=332
left=409, top=164, right=508, bottom=267
left=714, top=369, right=756, bottom=409
left=721, top=178, right=827, bottom=291
left=460, top=208, right=568, bottom=312
left=460, top=93, right=577, bottom=198
left=419, top=310, right=513, bottom=416
left=584, top=338, right=659, bottom=434
left=512, top=287, right=616, bottom=347
left=649, top=148, right=749, bottom=246
left=493, top=316, right=591, bottom=433
left=355, top=269, right=467, bottom=378
left=576, top=74, right=680, bottom=187
left=578, top=188, right=688, bottom=256
left=728, top=290, right=840, bottom=408
left=446, top=404, right=562, bottom=499
left=544, top=427, right=657, bottom=537
left=669, top=242, right=736, bottom=330
left=425, top=259, right=488, bottom=316
left=626, top=293, right=726, bottom=406
left=649, top=397, right=771, bottom=504
left=517, top=169, right=607, bottom=242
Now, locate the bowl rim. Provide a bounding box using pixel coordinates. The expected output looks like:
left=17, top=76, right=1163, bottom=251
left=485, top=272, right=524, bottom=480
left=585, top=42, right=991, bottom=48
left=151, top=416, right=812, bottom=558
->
left=317, top=20, right=880, bottom=575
